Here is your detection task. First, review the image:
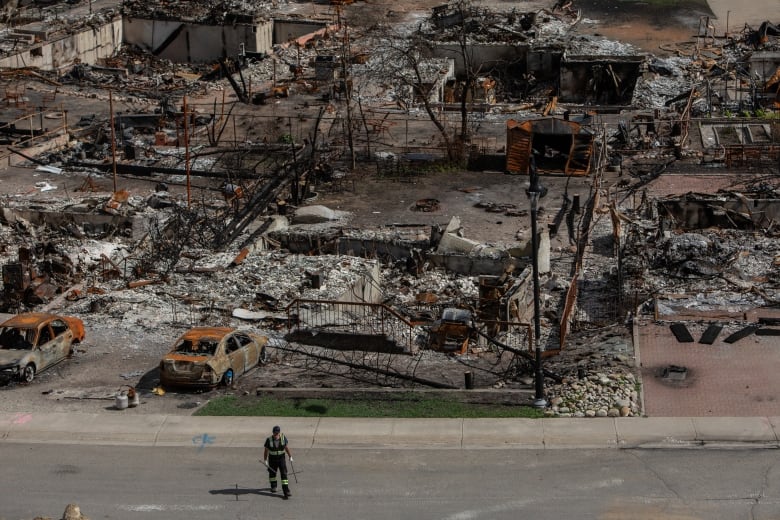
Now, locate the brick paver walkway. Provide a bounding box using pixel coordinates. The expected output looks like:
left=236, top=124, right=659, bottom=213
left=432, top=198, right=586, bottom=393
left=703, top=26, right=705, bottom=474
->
left=639, top=310, right=780, bottom=417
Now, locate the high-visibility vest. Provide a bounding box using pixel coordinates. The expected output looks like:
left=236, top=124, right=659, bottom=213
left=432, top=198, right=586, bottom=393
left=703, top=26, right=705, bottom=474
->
left=266, top=434, right=287, bottom=456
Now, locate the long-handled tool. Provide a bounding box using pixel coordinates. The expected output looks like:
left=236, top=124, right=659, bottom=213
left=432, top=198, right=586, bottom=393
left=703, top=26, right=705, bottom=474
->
left=289, top=458, right=299, bottom=484
left=259, top=459, right=276, bottom=475
left=260, top=459, right=302, bottom=481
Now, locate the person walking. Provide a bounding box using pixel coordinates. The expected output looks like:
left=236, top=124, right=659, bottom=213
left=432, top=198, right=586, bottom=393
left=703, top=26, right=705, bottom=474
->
left=263, top=425, right=293, bottom=497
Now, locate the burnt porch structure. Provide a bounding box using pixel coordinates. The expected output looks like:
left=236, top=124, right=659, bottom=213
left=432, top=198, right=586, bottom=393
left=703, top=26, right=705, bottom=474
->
left=505, top=117, right=595, bottom=175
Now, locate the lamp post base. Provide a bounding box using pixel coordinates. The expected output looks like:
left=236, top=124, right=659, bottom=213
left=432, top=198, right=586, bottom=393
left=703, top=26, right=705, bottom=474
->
left=532, top=397, right=548, bottom=410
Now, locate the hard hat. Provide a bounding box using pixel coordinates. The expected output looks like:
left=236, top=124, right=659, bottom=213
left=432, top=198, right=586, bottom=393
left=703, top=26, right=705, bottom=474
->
left=273, top=425, right=281, bottom=433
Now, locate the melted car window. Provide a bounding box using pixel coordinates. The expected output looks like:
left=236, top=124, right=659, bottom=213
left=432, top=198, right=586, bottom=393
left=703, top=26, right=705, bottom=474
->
left=174, top=338, right=218, bottom=355
left=51, top=319, right=68, bottom=337
left=225, top=337, right=240, bottom=353
left=174, top=339, right=194, bottom=353
left=198, top=340, right=218, bottom=355
left=0, top=327, right=33, bottom=350
left=38, top=326, right=53, bottom=346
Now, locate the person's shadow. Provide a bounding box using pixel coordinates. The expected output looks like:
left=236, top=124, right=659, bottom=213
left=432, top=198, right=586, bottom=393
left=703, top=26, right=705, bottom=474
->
left=210, top=485, right=286, bottom=500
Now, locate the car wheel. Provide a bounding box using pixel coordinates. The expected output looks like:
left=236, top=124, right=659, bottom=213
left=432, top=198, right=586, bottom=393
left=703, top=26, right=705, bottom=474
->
left=222, top=369, right=234, bottom=387
left=259, top=346, right=269, bottom=365
left=21, top=364, right=35, bottom=383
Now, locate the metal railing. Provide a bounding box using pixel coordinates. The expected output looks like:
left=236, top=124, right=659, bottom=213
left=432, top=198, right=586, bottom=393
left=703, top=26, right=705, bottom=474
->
left=286, top=298, right=419, bottom=353
left=0, top=106, right=68, bottom=166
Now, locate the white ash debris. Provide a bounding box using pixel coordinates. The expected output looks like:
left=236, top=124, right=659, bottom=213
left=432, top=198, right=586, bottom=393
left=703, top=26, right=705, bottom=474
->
left=566, top=35, right=638, bottom=56
left=380, top=265, right=479, bottom=306
left=532, top=16, right=576, bottom=41
left=633, top=75, right=693, bottom=110
left=340, top=226, right=432, bottom=244
left=642, top=230, right=780, bottom=305
left=150, top=148, right=217, bottom=171
left=68, top=240, right=132, bottom=270
left=180, top=250, right=237, bottom=271
left=291, top=205, right=351, bottom=224
left=632, top=56, right=694, bottom=109
left=65, top=251, right=382, bottom=330
left=655, top=292, right=771, bottom=316
left=182, top=250, right=379, bottom=303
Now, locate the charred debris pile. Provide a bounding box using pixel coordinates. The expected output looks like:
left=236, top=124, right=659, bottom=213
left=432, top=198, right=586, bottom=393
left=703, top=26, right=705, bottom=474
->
left=0, top=0, right=778, bottom=403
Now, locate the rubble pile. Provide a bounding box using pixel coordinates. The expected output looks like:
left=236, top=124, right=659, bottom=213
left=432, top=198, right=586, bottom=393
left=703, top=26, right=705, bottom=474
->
left=631, top=56, right=693, bottom=110
left=121, top=0, right=274, bottom=24
left=381, top=265, right=480, bottom=307
left=0, top=0, right=778, bottom=417
left=65, top=250, right=382, bottom=328
left=421, top=5, right=576, bottom=44
left=55, top=55, right=208, bottom=100
left=621, top=226, right=780, bottom=313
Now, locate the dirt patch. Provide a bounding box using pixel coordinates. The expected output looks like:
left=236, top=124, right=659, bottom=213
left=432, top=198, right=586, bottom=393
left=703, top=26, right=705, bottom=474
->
left=575, top=0, right=714, bottom=54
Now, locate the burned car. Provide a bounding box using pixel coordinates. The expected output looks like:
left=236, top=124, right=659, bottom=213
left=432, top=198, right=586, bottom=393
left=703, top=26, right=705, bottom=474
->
left=0, top=312, right=86, bottom=383
left=159, top=327, right=269, bottom=388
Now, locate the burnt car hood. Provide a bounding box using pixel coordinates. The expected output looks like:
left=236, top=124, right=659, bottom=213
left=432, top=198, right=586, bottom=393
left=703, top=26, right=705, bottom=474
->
left=0, top=349, right=24, bottom=368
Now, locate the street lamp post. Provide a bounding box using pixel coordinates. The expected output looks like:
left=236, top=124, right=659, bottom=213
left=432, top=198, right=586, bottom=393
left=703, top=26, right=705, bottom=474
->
left=527, top=156, right=548, bottom=409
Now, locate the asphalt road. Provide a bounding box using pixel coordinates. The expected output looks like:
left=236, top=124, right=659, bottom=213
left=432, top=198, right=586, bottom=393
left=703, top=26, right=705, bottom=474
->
left=3, top=444, right=780, bottom=520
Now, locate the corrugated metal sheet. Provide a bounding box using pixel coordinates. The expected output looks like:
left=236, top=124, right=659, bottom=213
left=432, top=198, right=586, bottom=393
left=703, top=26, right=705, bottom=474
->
left=565, top=133, right=593, bottom=175
left=506, top=118, right=593, bottom=176
left=506, top=119, right=533, bottom=174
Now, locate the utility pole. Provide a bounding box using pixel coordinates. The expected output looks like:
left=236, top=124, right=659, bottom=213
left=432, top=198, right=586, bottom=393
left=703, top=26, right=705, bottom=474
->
left=527, top=155, right=547, bottom=409
left=109, top=89, right=117, bottom=193
left=183, top=95, right=191, bottom=207
left=338, top=7, right=356, bottom=170
left=289, top=116, right=299, bottom=204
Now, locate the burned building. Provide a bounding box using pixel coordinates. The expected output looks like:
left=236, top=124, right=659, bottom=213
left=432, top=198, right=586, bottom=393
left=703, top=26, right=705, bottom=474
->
left=122, top=14, right=274, bottom=64
left=558, top=54, right=644, bottom=107
left=506, top=117, right=595, bottom=175
left=0, top=16, right=123, bottom=71
left=658, top=191, right=780, bottom=232
left=0, top=0, right=777, bottom=420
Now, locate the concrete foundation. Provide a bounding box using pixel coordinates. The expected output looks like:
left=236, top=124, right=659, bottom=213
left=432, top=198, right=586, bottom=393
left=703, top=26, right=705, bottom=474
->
left=0, top=17, right=123, bottom=72
left=123, top=17, right=273, bottom=63
left=0, top=207, right=147, bottom=241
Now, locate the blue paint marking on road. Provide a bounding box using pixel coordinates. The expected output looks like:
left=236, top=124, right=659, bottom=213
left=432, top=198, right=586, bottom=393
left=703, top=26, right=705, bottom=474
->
left=192, top=433, right=215, bottom=451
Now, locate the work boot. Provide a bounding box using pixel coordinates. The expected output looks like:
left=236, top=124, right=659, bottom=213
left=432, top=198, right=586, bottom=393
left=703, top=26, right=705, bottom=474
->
left=283, top=487, right=291, bottom=497
left=270, top=487, right=277, bottom=493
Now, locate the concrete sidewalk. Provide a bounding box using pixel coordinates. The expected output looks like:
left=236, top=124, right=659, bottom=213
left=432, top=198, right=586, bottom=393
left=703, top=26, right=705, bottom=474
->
left=1, top=412, right=779, bottom=449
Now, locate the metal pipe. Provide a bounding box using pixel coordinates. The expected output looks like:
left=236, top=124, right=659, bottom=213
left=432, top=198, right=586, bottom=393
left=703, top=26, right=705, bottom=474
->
left=183, top=95, right=191, bottom=207
left=528, top=156, right=547, bottom=409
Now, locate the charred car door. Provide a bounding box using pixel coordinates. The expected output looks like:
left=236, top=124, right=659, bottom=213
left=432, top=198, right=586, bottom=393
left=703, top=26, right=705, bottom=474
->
left=224, top=335, right=245, bottom=376
left=50, top=319, right=74, bottom=357
left=35, top=323, right=60, bottom=371
left=234, top=332, right=259, bottom=372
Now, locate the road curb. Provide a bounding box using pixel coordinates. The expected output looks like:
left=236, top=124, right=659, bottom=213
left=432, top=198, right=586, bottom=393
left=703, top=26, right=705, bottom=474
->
left=4, top=413, right=780, bottom=449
